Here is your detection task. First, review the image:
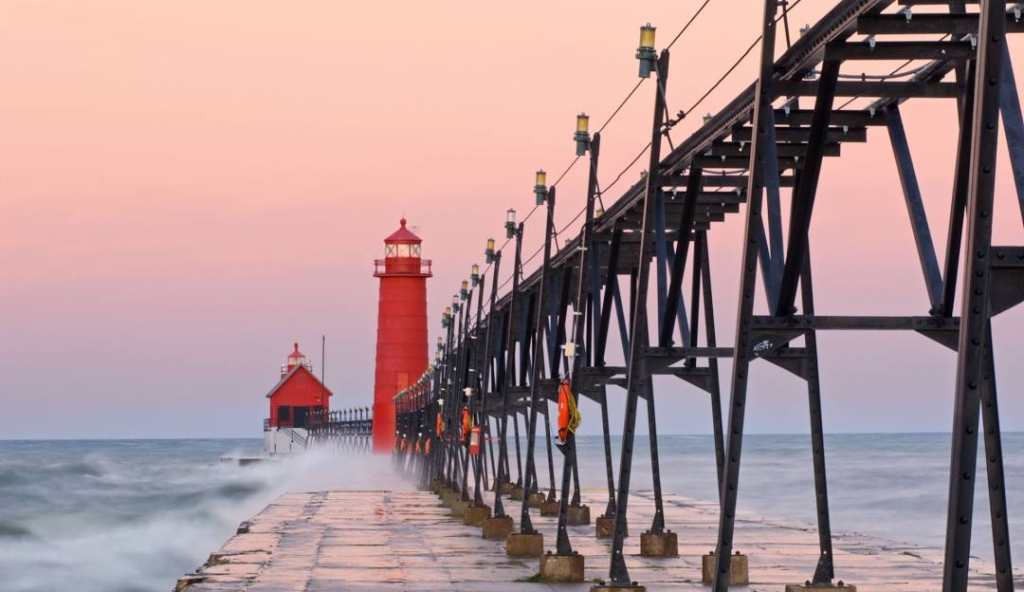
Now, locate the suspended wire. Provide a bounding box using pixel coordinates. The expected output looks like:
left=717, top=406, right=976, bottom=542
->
left=600, top=142, right=651, bottom=198
left=665, top=0, right=715, bottom=50
left=679, top=0, right=803, bottom=121
left=456, top=0, right=785, bottom=308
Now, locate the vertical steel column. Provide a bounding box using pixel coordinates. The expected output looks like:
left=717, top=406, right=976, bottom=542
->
left=887, top=105, right=943, bottom=310
left=493, top=232, right=520, bottom=516
left=660, top=169, right=704, bottom=347
left=698, top=232, right=726, bottom=489
left=605, top=48, right=670, bottom=586
left=980, top=325, right=1014, bottom=591
left=518, top=188, right=558, bottom=534
left=473, top=269, right=498, bottom=504
left=941, top=62, right=977, bottom=317
left=596, top=228, right=624, bottom=366
left=775, top=57, right=839, bottom=316
left=1000, top=45, right=1024, bottom=223
left=458, top=288, right=476, bottom=502
left=712, top=1, right=778, bottom=588
left=943, top=2, right=1006, bottom=590
left=799, top=249, right=835, bottom=585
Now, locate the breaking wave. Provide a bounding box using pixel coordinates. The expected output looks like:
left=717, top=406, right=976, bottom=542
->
left=0, top=439, right=407, bottom=592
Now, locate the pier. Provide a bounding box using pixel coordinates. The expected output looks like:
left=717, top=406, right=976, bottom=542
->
left=196, top=0, right=1024, bottom=590
left=178, top=489, right=1011, bottom=591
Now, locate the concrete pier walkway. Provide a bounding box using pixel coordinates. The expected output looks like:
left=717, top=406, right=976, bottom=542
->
left=177, top=489, right=1019, bottom=591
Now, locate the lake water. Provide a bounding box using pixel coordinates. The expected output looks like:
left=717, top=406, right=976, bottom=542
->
left=0, top=434, right=1020, bottom=591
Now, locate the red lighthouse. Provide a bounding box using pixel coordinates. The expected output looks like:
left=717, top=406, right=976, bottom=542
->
left=372, top=218, right=432, bottom=453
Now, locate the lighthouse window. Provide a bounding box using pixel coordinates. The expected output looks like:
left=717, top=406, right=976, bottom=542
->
left=385, top=244, right=397, bottom=258
left=396, top=244, right=411, bottom=258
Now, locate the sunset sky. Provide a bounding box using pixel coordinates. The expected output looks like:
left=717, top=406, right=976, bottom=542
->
left=2, top=1, right=1023, bottom=439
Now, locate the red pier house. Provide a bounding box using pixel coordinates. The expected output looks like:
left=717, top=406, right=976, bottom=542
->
left=372, top=218, right=431, bottom=453
left=266, top=343, right=331, bottom=429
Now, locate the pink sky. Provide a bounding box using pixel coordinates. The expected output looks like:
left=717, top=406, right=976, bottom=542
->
left=1, top=1, right=1023, bottom=438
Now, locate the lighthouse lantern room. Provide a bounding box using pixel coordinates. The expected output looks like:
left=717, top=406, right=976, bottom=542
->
left=372, top=218, right=432, bottom=453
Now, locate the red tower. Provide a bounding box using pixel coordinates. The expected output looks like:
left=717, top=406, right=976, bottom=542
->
left=372, top=218, right=432, bottom=453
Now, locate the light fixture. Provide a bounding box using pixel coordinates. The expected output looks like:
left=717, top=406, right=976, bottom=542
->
left=437, top=336, right=444, bottom=351
left=485, top=238, right=496, bottom=263
left=506, top=208, right=517, bottom=238
left=637, top=23, right=657, bottom=78
left=460, top=280, right=469, bottom=300
left=470, top=264, right=480, bottom=287
left=464, top=387, right=472, bottom=399
left=703, top=113, right=713, bottom=125
left=435, top=351, right=441, bottom=363
left=574, top=113, right=591, bottom=156
left=534, top=170, right=548, bottom=205
left=595, top=207, right=604, bottom=218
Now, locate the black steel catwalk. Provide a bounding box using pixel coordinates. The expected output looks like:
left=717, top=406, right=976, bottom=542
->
left=391, top=1, right=1024, bottom=591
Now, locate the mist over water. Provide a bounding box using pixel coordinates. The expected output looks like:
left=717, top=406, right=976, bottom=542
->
left=1, top=434, right=1021, bottom=591
left=0, top=439, right=408, bottom=592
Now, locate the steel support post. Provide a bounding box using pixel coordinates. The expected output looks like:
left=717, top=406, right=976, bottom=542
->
left=660, top=170, right=704, bottom=347
left=605, top=48, right=670, bottom=586
left=1000, top=45, right=1024, bottom=224
left=698, top=232, right=726, bottom=489
left=775, top=58, right=839, bottom=316
left=459, top=288, right=476, bottom=502
left=887, top=105, right=943, bottom=310
left=941, top=61, right=977, bottom=317
left=518, top=188, right=557, bottom=534
left=798, top=249, right=836, bottom=585
left=980, top=325, right=1013, bottom=591
left=712, top=1, right=778, bottom=588
left=596, top=228, right=624, bottom=366
left=474, top=269, right=499, bottom=504
left=493, top=233, right=521, bottom=516
left=942, top=1, right=1006, bottom=590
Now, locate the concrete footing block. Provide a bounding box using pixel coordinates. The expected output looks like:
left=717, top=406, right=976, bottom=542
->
left=449, top=500, right=471, bottom=518
left=539, top=500, right=560, bottom=516
left=785, top=583, right=856, bottom=592
left=510, top=487, right=525, bottom=501
left=506, top=532, right=544, bottom=557
left=702, top=552, right=749, bottom=586
left=430, top=480, right=442, bottom=494
left=528, top=492, right=546, bottom=508
left=499, top=482, right=514, bottom=496
left=482, top=515, right=514, bottom=540
left=567, top=504, right=591, bottom=526
left=441, top=491, right=460, bottom=507
left=463, top=504, right=491, bottom=526
left=596, top=515, right=627, bottom=538
left=539, top=552, right=585, bottom=583
left=639, top=531, right=678, bottom=557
